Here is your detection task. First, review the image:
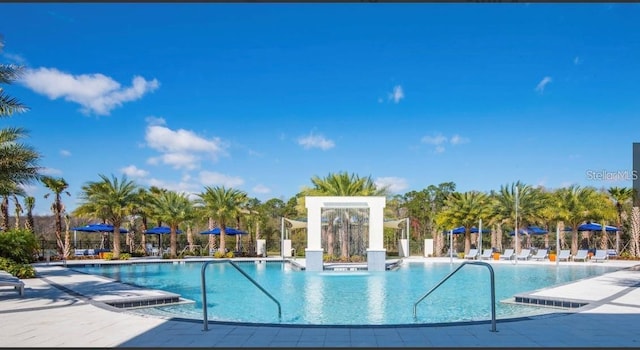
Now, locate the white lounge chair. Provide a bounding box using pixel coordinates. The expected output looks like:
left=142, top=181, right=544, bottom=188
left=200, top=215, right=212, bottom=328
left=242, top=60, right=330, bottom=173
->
left=516, top=249, right=531, bottom=260
left=464, top=249, right=479, bottom=260
left=573, top=249, right=589, bottom=262
left=499, top=249, right=515, bottom=260
left=557, top=250, right=571, bottom=261
left=592, top=250, right=608, bottom=262
left=0, top=272, right=24, bottom=296
left=531, top=249, right=548, bottom=261
left=480, top=249, right=493, bottom=260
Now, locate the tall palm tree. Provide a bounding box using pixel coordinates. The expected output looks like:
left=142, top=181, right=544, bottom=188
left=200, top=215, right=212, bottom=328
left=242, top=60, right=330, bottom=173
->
left=608, top=187, right=634, bottom=253
left=74, top=174, right=138, bottom=258
left=0, top=62, right=29, bottom=116
left=299, top=172, right=388, bottom=259
left=436, top=191, right=491, bottom=254
left=42, top=176, right=70, bottom=256
left=555, top=185, right=601, bottom=255
left=150, top=190, right=195, bottom=258
left=24, top=196, right=35, bottom=232
left=492, top=182, right=545, bottom=253
left=196, top=186, right=248, bottom=254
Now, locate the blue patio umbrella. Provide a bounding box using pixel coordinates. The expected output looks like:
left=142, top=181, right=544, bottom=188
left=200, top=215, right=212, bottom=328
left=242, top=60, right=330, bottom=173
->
left=144, top=226, right=183, bottom=249
left=564, top=222, right=619, bottom=232
left=509, top=226, right=548, bottom=236
left=200, top=227, right=248, bottom=235
left=71, top=223, right=128, bottom=249
left=447, top=226, right=489, bottom=234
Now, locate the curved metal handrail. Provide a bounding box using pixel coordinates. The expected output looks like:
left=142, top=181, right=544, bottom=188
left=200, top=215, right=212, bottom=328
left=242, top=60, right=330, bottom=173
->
left=413, top=261, right=497, bottom=332
left=201, top=259, right=282, bottom=331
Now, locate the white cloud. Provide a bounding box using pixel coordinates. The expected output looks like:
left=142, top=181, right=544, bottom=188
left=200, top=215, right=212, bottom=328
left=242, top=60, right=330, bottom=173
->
left=199, top=171, right=244, bottom=188
left=145, top=122, right=228, bottom=170
left=421, top=133, right=469, bottom=153
left=20, top=67, right=159, bottom=115
left=450, top=134, right=470, bottom=145
left=375, top=177, right=408, bottom=193
left=120, top=165, right=149, bottom=178
left=574, top=56, right=582, bottom=65
left=252, top=184, right=271, bottom=194
left=146, top=177, right=200, bottom=200
left=41, top=167, right=63, bottom=175
left=298, top=133, right=335, bottom=150
left=535, top=76, right=552, bottom=94
left=60, top=149, right=71, bottom=157
left=421, top=134, right=447, bottom=145
left=388, top=85, right=404, bottom=104
left=145, top=116, right=166, bottom=126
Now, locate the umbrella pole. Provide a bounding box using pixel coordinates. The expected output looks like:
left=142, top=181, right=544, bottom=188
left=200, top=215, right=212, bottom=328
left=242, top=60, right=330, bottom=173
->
left=449, top=229, right=453, bottom=265
left=556, top=225, right=560, bottom=267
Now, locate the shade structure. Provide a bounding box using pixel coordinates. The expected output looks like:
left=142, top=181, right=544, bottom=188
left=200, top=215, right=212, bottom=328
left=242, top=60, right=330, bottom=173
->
left=509, top=226, right=548, bottom=236
left=200, top=227, right=248, bottom=235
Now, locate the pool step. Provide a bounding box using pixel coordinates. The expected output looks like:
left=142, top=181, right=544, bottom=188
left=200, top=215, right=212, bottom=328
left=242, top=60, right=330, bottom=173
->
left=512, top=294, right=589, bottom=309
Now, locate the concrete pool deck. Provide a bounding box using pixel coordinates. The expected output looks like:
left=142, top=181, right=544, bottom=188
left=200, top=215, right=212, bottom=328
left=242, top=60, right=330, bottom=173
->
left=1, top=257, right=640, bottom=348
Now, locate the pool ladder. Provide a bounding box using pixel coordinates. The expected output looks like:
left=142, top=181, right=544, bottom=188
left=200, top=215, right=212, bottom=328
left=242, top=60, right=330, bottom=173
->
left=413, top=261, right=497, bottom=332
left=200, top=259, right=282, bottom=331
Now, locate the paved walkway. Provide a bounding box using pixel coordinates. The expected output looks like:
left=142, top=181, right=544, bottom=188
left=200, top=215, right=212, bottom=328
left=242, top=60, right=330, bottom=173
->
left=1, top=258, right=640, bottom=347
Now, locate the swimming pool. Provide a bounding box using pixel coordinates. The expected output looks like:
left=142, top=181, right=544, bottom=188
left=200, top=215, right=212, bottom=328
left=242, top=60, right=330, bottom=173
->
left=72, top=261, right=620, bottom=325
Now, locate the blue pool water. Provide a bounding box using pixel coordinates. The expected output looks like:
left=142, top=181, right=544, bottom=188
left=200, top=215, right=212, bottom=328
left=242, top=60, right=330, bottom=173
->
left=73, top=261, right=620, bottom=325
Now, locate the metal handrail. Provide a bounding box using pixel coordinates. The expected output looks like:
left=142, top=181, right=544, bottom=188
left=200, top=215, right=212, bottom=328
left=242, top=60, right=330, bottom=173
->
left=413, top=261, right=497, bottom=332
left=200, top=259, right=281, bottom=331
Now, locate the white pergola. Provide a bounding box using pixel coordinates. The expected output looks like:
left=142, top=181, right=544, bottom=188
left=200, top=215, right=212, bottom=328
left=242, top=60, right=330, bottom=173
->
left=303, top=196, right=387, bottom=271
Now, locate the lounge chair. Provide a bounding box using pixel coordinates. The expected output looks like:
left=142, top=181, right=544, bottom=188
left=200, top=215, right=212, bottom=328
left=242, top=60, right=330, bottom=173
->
left=531, top=249, right=548, bottom=261
left=0, top=272, right=24, bottom=296
left=480, top=249, right=493, bottom=260
left=464, top=249, right=479, bottom=260
left=592, top=250, right=608, bottom=262
left=499, top=249, right=515, bottom=260
left=516, top=249, right=531, bottom=260
left=557, top=250, right=571, bottom=261
left=573, top=249, right=589, bottom=262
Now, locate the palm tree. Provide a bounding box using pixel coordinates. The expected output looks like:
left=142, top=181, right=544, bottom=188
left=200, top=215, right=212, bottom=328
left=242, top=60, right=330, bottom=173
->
left=0, top=54, right=41, bottom=198
left=74, top=174, right=138, bottom=258
left=0, top=182, right=25, bottom=231
left=436, top=191, right=491, bottom=254
left=0, top=62, right=29, bottom=116
left=491, top=182, right=546, bottom=253
left=299, top=172, right=388, bottom=259
left=150, top=190, right=195, bottom=258
left=24, top=196, right=35, bottom=232
left=608, top=187, right=634, bottom=253
left=555, top=185, right=601, bottom=255
left=42, top=176, right=70, bottom=257
left=196, top=186, right=248, bottom=254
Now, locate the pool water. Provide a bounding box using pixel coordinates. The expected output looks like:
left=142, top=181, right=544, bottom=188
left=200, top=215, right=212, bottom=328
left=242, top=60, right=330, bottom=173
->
left=73, top=261, right=620, bottom=325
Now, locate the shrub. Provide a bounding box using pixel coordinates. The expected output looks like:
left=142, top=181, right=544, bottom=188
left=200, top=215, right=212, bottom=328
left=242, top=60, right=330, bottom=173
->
left=213, top=250, right=226, bottom=258
left=0, top=257, right=36, bottom=279
left=119, top=253, right=130, bottom=260
left=0, top=229, right=39, bottom=264
left=349, top=255, right=364, bottom=263
left=103, top=252, right=113, bottom=260
left=225, top=251, right=234, bottom=259
left=130, top=250, right=146, bottom=257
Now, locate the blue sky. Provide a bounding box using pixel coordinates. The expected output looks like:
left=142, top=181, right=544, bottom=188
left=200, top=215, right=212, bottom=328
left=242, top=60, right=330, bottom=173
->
left=1, top=3, right=639, bottom=215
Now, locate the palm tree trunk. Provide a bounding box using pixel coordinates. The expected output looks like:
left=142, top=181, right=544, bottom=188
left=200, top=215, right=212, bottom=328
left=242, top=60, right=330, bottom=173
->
left=496, top=225, right=503, bottom=252
left=631, top=207, right=640, bottom=257
left=187, top=224, right=194, bottom=252
left=113, top=222, right=121, bottom=259
left=571, top=227, right=579, bottom=256
left=63, top=215, right=71, bottom=259
left=1, top=196, right=9, bottom=231
left=170, top=228, right=177, bottom=258
left=433, top=228, right=444, bottom=256
left=464, top=230, right=471, bottom=254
